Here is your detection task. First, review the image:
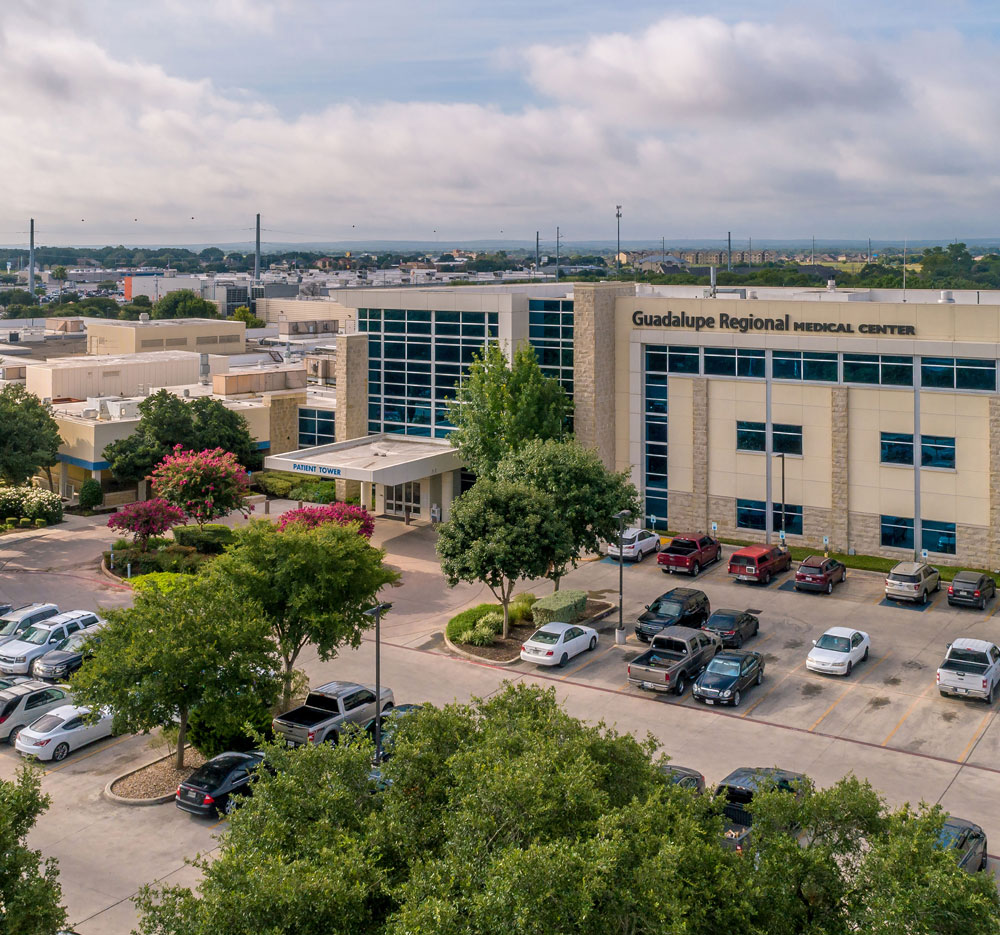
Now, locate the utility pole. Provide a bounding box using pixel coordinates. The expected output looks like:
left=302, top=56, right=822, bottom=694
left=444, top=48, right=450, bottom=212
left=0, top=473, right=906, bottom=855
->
left=555, top=226, right=560, bottom=282
left=748, top=236, right=752, bottom=270
left=662, top=236, right=665, bottom=266
left=615, top=205, right=622, bottom=276
left=535, top=230, right=540, bottom=279
left=868, top=237, right=872, bottom=264
left=812, top=236, right=815, bottom=266
left=28, top=218, right=35, bottom=298
left=727, top=231, right=732, bottom=271
left=254, top=213, right=261, bottom=283
left=903, top=238, right=907, bottom=301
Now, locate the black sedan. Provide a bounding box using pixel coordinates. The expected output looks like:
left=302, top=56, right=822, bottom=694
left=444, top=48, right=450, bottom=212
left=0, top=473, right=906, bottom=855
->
left=176, top=751, right=265, bottom=817
left=32, top=628, right=103, bottom=681
left=692, top=650, right=764, bottom=707
left=938, top=817, right=989, bottom=873
left=659, top=764, right=706, bottom=793
left=703, top=609, right=759, bottom=648
left=947, top=572, right=997, bottom=610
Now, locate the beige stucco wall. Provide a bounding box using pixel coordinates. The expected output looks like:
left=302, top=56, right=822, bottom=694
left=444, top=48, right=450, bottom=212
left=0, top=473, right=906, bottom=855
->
left=87, top=320, right=245, bottom=356
left=28, top=354, right=203, bottom=400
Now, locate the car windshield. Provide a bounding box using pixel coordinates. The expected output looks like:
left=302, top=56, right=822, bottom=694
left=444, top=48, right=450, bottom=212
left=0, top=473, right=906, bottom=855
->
left=707, top=613, right=738, bottom=628
left=648, top=599, right=683, bottom=616
left=706, top=658, right=741, bottom=677
left=936, top=824, right=965, bottom=850
left=815, top=634, right=850, bottom=653
left=189, top=755, right=248, bottom=786
left=530, top=630, right=561, bottom=645
left=19, top=627, right=54, bottom=646
left=29, top=714, right=64, bottom=733
left=0, top=616, right=23, bottom=636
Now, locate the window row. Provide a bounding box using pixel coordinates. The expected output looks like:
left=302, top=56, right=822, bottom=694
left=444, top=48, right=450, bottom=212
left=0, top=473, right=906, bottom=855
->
left=880, top=432, right=956, bottom=469
left=736, top=421, right=803, bottom=455
left=643, top=347, right=997, bottom=391
left=880, top=516, right=956, bottom=554
left=736, top=499, right=804, bottom=535
left=528, top=299, right=574, bottom=312
left=298, top=408, right=335, bottom=448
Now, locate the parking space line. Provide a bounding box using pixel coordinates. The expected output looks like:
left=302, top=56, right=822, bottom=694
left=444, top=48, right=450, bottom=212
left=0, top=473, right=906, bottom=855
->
left=740, top=661, right=804, bottom=719
left=559, top=643, right=618, bottom=680
left=957, top=709, right=997, bottom=763
left=984, top=601, right=1000, bottom=622
left=855, top=651, right=893, bottom=684
left=808, top=686, right=852, bottom=732
left=43, top=734, right=134, bottom=775
left=881, top=684, right=935, bottom=747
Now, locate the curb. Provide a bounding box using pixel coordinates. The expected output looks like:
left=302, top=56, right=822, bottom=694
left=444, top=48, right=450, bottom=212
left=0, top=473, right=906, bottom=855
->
left=100, top=557, right=133, bottom=589
left=441, top=601, right=618, bottom=667
left=103, top=747, right=191, bottom=806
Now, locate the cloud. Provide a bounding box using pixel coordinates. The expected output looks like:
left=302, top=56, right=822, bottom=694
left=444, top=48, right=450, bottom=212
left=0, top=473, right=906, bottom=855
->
left=3, top=7, right=1000, bottom=242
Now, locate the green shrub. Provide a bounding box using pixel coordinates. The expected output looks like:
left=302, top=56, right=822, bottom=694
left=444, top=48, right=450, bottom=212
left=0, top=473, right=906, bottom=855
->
left=531, top=589, right=587, bottom=626
left=5, top=518, right=16, bottom=527
left=469, top=623, right=497, bottom=646
left=446, top=603, right=502, bottom=642
left=18, top=518, right=31, bottom=528
left=155, top=544, right=202, bottom=573
left=253, top=472, right=299, bottom=498
left=289, top=482, right=339, bottom=504
left=0, top=486, right=63, bottom=524
left=510, top=593, right=537, bottom=624
left=171, top=524, right=234, bottom=553
left=34, top=518, right=46, bottom=528
left=111, top=537, right=131, bottom=551
left=131, top=572, right=188, bottom=595
left=78, top=478, right=104, bottom=510
left=188, top=687, right=277, bottom=757
left=455, top=628, right=476, bottom=645
left=477, top=611, right=504, bottom=635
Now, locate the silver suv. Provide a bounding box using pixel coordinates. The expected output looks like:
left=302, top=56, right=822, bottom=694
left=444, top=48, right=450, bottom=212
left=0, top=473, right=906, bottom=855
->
left=885, top=562, right=940, bottom=604
left=0, top=680, right=73, bottom=745
left=0, top=604, right=60, bottom=648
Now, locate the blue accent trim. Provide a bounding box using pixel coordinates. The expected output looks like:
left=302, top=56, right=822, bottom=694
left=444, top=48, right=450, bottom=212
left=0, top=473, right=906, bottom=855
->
left=57, top=453, right=111, bottom=471
left=255, top=441, right=270, bottom=450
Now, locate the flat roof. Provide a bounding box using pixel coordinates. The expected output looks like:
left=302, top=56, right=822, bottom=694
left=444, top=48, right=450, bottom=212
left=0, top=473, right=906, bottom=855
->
left=92, top=318, right=241, bottom=329
left=27, top=351, right=201, bottom=370
left=264, top=434, right=462, bottom=485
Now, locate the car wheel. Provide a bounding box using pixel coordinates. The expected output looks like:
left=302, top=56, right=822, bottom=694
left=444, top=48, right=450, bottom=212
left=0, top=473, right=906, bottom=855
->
left=920, top=590, right=927, bottom=605
left=934, top=579, right=941, bottom=592
left=753, top=621, right=760, bottom=636
left=674, top=673, right=686, bottom=696
left=52, top=742, right=70, bottom=762
left=224, top=796, right=237, bottom=816
left=735, top=635, right=743, bottom=649
left=980, top=598, right=987, bottom=611
left=756, top=668, right=763, bottom=685
left=863, top=646, right=869, bottom=661
left=7, top=726, right=22, bottom=746
left=588, top=636, right=597, bottom=651
left=762, top=571, right=771, bottom=586
left=826, top=581, right=833, bottom=595
left=636, top=548, right=645, bottom=563
left=732, top=690, right=741, bottom=707
left=981, top=849, right=990, bottom=872
left=654, top=541, right=661, bottom=553
left=559, top=653, right=569, bottom=668
left=692, top=561, right=700, bottom=577
left=845, top=661, right=853, bottom=676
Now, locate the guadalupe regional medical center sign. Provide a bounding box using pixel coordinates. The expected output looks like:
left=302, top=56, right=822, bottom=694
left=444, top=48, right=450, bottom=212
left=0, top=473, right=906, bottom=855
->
left=631, top=309, right=916, bottom=336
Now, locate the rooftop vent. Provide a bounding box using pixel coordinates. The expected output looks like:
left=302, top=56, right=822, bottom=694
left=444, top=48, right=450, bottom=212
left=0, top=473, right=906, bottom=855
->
left=938, top=290, right=955, bottom=304
left=139, top=312, right=150, bottom=323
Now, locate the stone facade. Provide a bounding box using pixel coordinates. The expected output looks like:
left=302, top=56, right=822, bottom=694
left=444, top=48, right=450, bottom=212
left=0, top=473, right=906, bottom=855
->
left=830, top=386, right=849, bottom=551
left=990, top=398, right=1000, bottom=570
left=334, top=331, right=370, bottom=500
left=573, top=283, right=634, bottom=468
left=691, top=378, right=709, bottom=531
left=802, top=506, right=834, bottom=546
left=264, top=390, right=308, bottom=455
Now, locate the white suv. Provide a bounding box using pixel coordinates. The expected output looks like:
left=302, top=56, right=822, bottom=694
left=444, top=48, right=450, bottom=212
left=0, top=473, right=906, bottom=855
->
left=885, top=562, right=940, bottom=604
left=0, top=603, right=60, bottom=648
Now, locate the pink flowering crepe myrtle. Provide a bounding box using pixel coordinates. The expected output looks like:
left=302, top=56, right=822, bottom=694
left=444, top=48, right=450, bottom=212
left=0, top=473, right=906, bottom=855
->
left=277, top=502, right=375, bottom=539
left=150, top=446, right=253, bottom=529
left=107, top=498, right=185, bottom=551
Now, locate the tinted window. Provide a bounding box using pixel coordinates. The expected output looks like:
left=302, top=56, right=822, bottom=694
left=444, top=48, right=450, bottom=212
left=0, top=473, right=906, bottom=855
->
left=29, top=714, right=64, bottom=732
left=648, top=599, right=683, bottom=616
left=189, top=755, right=249, bottom=787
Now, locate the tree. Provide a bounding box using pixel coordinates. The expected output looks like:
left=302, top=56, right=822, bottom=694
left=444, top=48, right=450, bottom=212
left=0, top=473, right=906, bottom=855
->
left=496, top=438, right=640, bottom=589
left=151, top=446, right=252, bottom=530
left=151, top=289, right=220, bottom=319
left=436, top=479, right=572, bottom=638
left=206, top=519, right=399, bottom=707
left=0, top=288, right=38, bottom=307
left=70, top=576, right=277, bottom=769
left=0, top=385, right=61, bottom=486
left=446, top=342, right=571, bottom=477
left=107, top=498, right=186, bottom=551
left=103, top=389, right=259, bottom=484
left=78, top=477, right=104, bottom=510
left=134, top=683, right=999, bottom=935
left=276, top=503, right=375, bottom=538
left=50, top=266, right=68, bottom=294
left=231, top=305, right=265, bottom=328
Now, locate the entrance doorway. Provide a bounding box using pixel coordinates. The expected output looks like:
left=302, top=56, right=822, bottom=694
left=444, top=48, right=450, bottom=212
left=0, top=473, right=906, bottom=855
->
left=385, top=481, right=421, bottom=518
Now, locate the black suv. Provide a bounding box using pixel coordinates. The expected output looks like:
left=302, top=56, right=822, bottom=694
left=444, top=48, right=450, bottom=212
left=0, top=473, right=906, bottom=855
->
left=635, top=588, right=710, bottom=642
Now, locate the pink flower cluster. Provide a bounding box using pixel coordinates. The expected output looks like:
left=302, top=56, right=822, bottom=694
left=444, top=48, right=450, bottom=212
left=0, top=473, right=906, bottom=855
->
left=150, top=446, right=251, bottom=527
left=277, top=502, right=375, bottom=539
left=108, top=498, right=185, bottom=550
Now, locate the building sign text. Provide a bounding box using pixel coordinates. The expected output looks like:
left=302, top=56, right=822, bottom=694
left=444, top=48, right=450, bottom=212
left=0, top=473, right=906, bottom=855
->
left=631, top=310, right=916, bottom=336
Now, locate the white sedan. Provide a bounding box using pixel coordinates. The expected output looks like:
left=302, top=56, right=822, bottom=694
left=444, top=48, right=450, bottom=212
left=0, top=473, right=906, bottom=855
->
left=15, top=703, right=114, bottom=762
left=520, top=622, right=599, bottom=667
left=607, top=527, right=661, bottom=562
left=806, top=627, right=870, bottom=677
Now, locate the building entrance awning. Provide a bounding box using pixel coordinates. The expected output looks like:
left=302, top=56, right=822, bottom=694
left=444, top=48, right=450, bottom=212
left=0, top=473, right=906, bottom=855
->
left=263, top=434, right=463, bottom=486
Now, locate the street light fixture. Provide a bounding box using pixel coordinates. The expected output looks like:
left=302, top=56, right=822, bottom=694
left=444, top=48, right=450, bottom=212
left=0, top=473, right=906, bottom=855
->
left=363, top=601, right=392, bottom=763
left=776, top=452, right=787, bottom=544
left=613, top=509, right=631, bottom=646
left=616, top=205, right=623, bottom=276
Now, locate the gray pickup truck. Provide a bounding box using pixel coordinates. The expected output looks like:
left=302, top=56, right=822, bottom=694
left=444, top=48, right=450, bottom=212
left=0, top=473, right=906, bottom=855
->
left=626, top=626, right=721, bottom=696
left=272, top=680, right=395, bottom=746
left=937, top=639, right=1000, bottom=702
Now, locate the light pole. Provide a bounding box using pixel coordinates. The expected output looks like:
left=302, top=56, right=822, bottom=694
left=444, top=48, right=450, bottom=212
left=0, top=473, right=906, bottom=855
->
left=776, top=452, right=786, bottom=543
left=363, top=601, right=392, bottom=763
left=614, top=509, right=631, bottom=645
left=616, top=205, right=622, bottom=277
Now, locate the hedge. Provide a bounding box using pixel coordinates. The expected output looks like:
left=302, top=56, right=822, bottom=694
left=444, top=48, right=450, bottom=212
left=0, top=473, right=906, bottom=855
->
left=445, top=603, right=502, bottom=642
left=171, top=524, right=234, bottom=553
left=0, top=486, right=62, bottom=524
left=531, top=590, right=587, bottom=626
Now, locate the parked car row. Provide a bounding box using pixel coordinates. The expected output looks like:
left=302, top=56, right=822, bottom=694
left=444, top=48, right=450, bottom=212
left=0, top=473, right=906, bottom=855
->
left=0, top=604, right=105, bottom=679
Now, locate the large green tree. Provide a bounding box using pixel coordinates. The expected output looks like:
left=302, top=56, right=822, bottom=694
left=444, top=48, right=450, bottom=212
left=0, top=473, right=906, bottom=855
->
left=446, top=342, right=571, bottom=477
left=496, top=438, right=640, bottom=589
left=103, top=389, right=259, bottom=483
left=0, top=766, right=68, bottom=935
left=0, top=287, right=38, bottom=308
left=70, top=576, right=278, bottom=768
left=436, top=479, right=573, bottom=637
left=0, top=384, right=62, bottom=486
left=132, top=683, right=999, bottom=935
left=151, top=289, right=220, bottom=319
left=206, top=519, right=399, bottom=707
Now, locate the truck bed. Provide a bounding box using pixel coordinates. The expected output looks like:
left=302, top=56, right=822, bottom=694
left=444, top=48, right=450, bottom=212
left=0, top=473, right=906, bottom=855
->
left=631, top=649, right=685, bottom=670
left=273, top=706, right=333, bottom=728
left=939, top=659, right=989, bottom=674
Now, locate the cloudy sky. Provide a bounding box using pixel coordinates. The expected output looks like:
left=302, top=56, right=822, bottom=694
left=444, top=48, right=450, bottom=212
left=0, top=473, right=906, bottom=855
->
left=3, top=0, right=1000, bottom=247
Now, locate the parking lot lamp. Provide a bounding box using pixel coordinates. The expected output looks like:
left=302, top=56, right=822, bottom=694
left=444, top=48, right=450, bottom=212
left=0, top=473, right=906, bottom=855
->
left=363, top=602, right=392, bottom=763
left=614, top=510, right=631, bottom=646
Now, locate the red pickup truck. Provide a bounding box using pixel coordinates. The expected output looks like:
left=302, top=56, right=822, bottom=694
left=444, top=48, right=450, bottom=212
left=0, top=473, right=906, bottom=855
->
left=728, top=544, right=792, bottom=586
left=657, top=534, right=722, bottom=577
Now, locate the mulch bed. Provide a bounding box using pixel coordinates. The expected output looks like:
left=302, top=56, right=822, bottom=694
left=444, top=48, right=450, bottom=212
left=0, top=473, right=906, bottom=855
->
left=453, top=599, right=615, bottom=664
left=111, top=748, right=207, bottom=800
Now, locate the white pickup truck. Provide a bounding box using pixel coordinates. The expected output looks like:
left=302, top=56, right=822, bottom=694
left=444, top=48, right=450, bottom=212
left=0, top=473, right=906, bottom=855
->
left=936, top=639, right=1000, bottom=703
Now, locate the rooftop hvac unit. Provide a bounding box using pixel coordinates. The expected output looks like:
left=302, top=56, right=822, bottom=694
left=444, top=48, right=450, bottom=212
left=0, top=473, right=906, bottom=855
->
left=81, top=409, right=98, bottom=419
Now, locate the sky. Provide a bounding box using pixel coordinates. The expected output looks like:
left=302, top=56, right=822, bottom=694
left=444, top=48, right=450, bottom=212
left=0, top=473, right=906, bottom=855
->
left=4, top=0, right=1000, bottom=247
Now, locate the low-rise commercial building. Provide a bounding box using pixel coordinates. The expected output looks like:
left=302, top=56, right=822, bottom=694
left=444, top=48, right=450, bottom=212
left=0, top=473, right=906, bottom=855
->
left=86, top=317, right=245, bottom=356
